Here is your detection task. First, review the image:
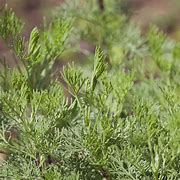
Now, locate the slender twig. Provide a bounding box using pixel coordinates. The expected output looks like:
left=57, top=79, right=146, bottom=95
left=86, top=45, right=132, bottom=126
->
left=97, top=0, right=105, bottom=12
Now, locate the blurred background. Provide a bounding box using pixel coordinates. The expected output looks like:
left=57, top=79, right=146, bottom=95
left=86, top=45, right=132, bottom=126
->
left=0, top=0, right=180, bottom=62
left=0, top=0, right=179, bottom=35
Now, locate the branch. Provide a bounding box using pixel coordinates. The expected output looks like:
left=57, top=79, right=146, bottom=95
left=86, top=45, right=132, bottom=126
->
left=97, top=0, right=104, bottom=12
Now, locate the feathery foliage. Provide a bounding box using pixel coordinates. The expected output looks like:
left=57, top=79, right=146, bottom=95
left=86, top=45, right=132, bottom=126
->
left=0, top=2, right=179, bottom=180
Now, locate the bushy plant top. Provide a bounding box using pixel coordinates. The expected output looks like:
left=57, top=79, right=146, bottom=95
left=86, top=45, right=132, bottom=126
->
left=0, top=2, right=179, bottom=179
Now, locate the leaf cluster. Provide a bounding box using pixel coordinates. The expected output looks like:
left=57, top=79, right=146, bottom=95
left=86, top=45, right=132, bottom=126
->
left=0, top=3, right=179, bottom=180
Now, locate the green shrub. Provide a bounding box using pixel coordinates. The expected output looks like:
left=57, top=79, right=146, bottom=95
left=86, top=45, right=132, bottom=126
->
left=0, top=2, right=179, bottom=180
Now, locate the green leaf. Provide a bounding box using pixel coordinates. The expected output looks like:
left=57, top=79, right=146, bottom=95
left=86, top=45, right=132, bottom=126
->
left=91, top=47, right=106, bottom=91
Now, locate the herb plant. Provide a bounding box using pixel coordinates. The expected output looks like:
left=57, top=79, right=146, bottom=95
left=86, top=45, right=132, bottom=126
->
left=0, top=2, right=179, bottom=180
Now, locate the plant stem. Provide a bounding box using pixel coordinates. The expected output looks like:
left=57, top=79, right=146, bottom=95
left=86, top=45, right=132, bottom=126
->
left=97, top=0, right=104, bottom=12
